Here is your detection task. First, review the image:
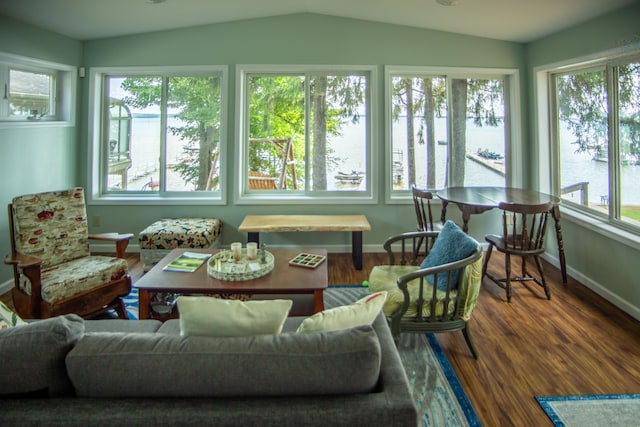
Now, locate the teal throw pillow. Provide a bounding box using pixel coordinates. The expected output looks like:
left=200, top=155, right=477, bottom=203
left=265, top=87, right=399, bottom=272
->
left=419, top=220, right=479, bottom=291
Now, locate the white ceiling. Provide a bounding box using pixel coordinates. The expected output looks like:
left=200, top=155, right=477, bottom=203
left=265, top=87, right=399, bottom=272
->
left=0, top=0, right=637, bottom=43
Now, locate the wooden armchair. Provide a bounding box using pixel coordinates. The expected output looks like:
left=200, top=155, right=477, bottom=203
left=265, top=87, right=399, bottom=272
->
left=367, top=222, right=484, bottom=358
left=4, top=188, right=133, bottom=319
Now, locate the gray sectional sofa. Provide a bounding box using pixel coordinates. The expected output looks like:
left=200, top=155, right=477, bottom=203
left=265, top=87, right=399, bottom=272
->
left=0, top=313, right=418, bottom=426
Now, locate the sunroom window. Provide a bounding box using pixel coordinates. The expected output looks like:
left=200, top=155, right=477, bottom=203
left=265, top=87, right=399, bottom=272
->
left=237, top=66, right=374, bottom=202
left=551, top=56, right=640, bottom=231
left=0, top=52, right=75, bottom=125
left=89, top=67, right=226, bottom=201
left=386, top=67, right=513, bottom=198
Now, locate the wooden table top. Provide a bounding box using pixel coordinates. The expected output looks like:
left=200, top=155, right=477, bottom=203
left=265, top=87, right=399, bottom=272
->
left=436, top=186, right=560, bottom=208
left=135, top=248, right=328, bottom=293
left=238, top=214, right=371, bottom=232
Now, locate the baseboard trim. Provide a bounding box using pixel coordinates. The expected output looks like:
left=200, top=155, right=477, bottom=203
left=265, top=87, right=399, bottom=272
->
left=543, top=253, right=639, bottom=321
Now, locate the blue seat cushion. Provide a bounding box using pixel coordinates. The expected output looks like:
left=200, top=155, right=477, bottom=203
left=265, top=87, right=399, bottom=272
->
left=419, top=220, right=479, bottom=291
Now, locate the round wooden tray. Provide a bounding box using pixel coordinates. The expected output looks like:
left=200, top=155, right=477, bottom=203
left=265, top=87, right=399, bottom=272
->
left=207, top=249, right=274, bottom=281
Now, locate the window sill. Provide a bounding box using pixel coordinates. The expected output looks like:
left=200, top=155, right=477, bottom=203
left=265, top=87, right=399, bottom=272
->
left=0, top=120, right=74, bottom=129
left=563, top=207, right=640, bottom=251
left=88, top=194, right=225, bottom=206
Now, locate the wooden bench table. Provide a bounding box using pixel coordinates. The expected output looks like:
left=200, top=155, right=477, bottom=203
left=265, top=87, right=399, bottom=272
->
left=238, top=214, right=371, bottom=270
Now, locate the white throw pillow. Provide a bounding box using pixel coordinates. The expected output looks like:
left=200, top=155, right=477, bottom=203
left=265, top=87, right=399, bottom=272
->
left=177, top=296, right=293, bottom=337
left=296, top=291, right=387, bottom=333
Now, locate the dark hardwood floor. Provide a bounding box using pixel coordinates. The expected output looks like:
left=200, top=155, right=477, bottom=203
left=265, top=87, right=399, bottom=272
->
left=2, top=251, right=639, bottom=426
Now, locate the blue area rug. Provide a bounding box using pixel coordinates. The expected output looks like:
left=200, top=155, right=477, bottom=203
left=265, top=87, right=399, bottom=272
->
left=122, top=285, right=481, bottom=427
left=536, top=394, right=640, bottom=427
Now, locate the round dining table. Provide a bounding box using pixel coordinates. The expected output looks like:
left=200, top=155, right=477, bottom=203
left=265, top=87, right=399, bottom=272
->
left=436, top=186, right=567, bottom=283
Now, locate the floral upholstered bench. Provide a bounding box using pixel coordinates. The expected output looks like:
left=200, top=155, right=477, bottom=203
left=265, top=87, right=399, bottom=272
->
left=138, top=218, right=222, bottom=271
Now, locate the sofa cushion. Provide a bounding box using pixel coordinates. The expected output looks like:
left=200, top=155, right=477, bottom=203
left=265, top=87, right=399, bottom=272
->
left=419, top=220, right=479, bottom=290
left=0, top=314, right=84, bottom=396
left=66, top=325, right=381, bottom=398
left=296, top=291, right=387, bottom=333
left=84, top=319, right=163, bottom=333
left=177, top=296, right=292, bottom=337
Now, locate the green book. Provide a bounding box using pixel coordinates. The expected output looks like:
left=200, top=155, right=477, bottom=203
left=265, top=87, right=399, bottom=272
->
left=163, top=252, right=212, bottom=273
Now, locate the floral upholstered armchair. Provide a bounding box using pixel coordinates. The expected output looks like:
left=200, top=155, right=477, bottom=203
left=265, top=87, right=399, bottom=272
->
left=4, top=188, right=133, bottom=319
left=367, top=221, right=484, bottom=359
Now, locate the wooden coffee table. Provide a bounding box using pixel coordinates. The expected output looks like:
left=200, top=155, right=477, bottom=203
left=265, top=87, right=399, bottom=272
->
left=134, top=248, right=328, bottom=320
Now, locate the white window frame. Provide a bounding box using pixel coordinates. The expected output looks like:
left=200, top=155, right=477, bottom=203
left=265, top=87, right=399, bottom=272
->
left=235, top=64, right=377, bottom=205
left=534, top=44, right=640, bottom=248
left=384, top=66, right=521, bottom=204
left=0, top=52, right=76, bottom=128
left=87, top=65, right=228, bottom=205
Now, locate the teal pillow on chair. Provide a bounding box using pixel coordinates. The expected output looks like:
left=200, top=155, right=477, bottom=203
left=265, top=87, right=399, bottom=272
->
left=420, top=220, right=479, bottom=291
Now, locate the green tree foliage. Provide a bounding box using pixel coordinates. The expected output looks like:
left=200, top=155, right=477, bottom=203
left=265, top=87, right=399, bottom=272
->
left=556, top=63, right=640, bottom=164
left=120, top=76, right=221, bottom=191
left=248, top=74, right=366, bottom=190
left=391, top=76, right=503, bottom=188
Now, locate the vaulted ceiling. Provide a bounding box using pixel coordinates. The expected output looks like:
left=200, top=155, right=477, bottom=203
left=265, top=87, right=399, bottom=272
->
left=0, top=0, right=636, bottom=43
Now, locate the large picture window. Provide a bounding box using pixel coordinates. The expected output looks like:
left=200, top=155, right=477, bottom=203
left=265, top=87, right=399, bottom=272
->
left=551, top=55, right=640, bottom=231
left=90, top=67, right=226, bottom=201
left=386, top=67, right=514, bottom=198
left=237, top=66, right=374, bottom=202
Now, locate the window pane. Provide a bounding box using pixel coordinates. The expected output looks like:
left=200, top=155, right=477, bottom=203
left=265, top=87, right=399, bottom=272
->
left=9, top=69, right=53, bottom=118
left=390, top=76, right=505, bottom=190
left=555, top=69, right=609, bottom=215
left=391, top=76, right=448, bottom=190
left=104, top=75, right=222, bottom=193
left=166, top=76, right=221, bottom=191
left=455, top=78, right=505, bottom=187
left=247, top=73, right=369, bottom=193
left=248, top=75, right=305, bottom=190
left=618, top=62, right=640, bottom=226
left=106, top=76, right=161, bottom=191
left=310, top=74, right=368, bottom=191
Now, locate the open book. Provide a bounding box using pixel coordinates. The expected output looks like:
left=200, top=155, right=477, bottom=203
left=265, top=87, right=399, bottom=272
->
left=163, top=251, right=212, bottom=272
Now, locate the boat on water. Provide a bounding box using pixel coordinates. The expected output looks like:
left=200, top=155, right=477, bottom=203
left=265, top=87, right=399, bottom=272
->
left=476, top=148, right=503, bottom=160
left=335, top=170, right=364, bottom=184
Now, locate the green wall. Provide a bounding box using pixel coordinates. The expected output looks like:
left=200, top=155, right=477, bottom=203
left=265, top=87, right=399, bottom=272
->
left=0, top=14, right=82, bottom=288
left=526, top=3, right=640, bottom=317
left=77, top=13, right=525, bottom=249
left=0, top=8, right=638, bottom=318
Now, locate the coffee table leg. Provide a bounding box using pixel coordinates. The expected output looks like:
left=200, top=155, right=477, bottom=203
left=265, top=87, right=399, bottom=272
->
left=313, top=290, right=325, bottom=313
left=247, top=232, right=260, bottom=244
left=352, top=230, right=363, bottom=270
left=138, top=289, right=151, bottom=319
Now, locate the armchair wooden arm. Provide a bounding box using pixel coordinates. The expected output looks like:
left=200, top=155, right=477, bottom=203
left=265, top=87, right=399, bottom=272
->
left=4, top=252, right=45, bottom=318
left=4, top=252, right=44, bottom=269
left=88, top=233, right=134, bottom=259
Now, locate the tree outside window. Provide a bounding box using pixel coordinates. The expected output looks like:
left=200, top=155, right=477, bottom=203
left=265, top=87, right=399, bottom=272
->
left=389, top=72, right=506, bottom=192
left=554, top=58, right=640, bottom=228
left=102, top=73, right=223, bottom=194
left=243, top=70, right=369, bottom=194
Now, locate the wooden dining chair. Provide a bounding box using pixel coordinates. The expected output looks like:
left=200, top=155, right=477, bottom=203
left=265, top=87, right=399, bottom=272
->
left=411, top=185, right=442, bottom=253
left=481, top=201, right=553, bottom=302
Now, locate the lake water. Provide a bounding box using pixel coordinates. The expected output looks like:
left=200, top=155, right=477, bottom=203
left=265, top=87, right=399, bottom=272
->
left=120, top=116, right=638, bottom=206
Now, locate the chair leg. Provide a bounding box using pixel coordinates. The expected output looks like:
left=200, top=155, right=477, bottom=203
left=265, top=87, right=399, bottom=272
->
left=462, top=324, right=479, bottom=360
left=114, top=298, right=129, bottom=319
left=521, top=255, right=529, bottom=277
left=481, top=243, right=493, bottom=281
left=505, top=253, right=512, bottom=302
left=534, top=256, right=551, bottom=300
